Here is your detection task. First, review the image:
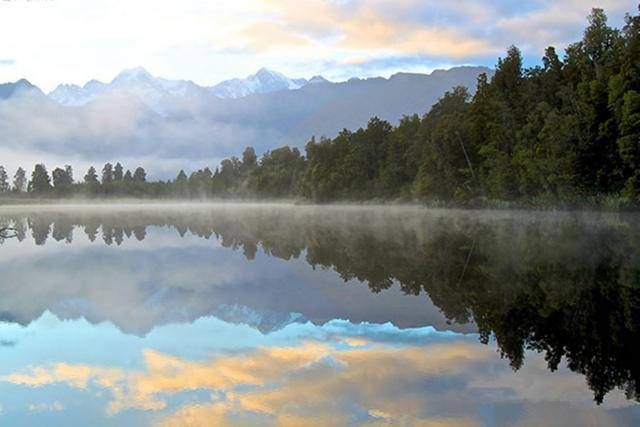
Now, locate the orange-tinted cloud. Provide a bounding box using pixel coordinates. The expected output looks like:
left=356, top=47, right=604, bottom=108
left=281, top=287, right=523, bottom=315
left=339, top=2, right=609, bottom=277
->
left=239, top=22, right=312, bottom=52
left=3, top=336, right=631, bottom=426
left=1, top=339, right=490, bottom=425
left=239, top=0, right=495, bottom=58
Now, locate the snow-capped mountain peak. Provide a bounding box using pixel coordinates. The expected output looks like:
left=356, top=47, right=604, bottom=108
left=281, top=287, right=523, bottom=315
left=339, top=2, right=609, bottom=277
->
left=255, top=67, right=281, bottom=79
left=48, top=67, right=206, bottom=112
left=48, top=83, right=92, bottom=106
left=308, top=75, right=329, bottom=84
left=209, top=68, right=317, bottom=99
left=84, top=79, right=106, bottom=92
left=0, top=79, right=42, bottom=100
left=111, top=66, right=154, bottom=84
left=47, top=67, right=330, bottom=108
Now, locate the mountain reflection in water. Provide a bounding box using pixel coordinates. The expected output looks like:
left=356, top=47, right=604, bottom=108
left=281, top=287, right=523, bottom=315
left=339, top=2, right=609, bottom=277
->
left=0, top=204, right=638, bottom=426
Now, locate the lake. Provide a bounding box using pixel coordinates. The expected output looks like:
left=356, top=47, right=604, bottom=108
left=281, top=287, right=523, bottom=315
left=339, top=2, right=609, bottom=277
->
left=0, top=203, right=638, bottom=426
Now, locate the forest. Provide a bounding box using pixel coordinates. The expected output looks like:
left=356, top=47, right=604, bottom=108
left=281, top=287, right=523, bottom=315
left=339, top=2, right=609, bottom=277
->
left=0, top=8, right=638, bottom=207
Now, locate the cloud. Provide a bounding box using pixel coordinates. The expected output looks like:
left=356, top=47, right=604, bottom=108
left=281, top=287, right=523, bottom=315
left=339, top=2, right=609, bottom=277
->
left=242, top=0, right=496, bottom=59
left=239, top=22, right=313, bottom=52
left=6, top=333, right=633, bottom=425
left=0, top=89, right=275, bottom=179
left=1, top=339, right=493, bottom=424
left=1, top=0, right=636, bottom=91
left=2, top=363, right=121, bottom=390
left=0, top=59, right=15, bottom=66
left=491, top=0, right=636, bottom=53
left=27, top=401, right=64, bottom=413
left=238, top=0, right=637, bottom=66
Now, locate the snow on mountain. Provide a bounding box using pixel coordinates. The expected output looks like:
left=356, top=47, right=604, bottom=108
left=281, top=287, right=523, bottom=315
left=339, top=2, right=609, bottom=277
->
left=213, top=304, right=308, bottom=334
left=48, top=67, right=330, bottom=110
left=47, top=66, right=325, bottom=110
left=48, top=83, right=96, bottom=106
left=307, top=75, right=329, bottom=85
left=0, top=79, right=42, bottom=100
left=209, top=68, right=327, bottom=99
left=48, top=67, right=208, bottom=113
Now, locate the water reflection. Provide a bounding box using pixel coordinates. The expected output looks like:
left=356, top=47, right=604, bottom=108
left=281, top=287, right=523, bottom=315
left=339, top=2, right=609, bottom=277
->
left=0, top=204, right=639, bottom=425
left=0, top=313, right=636, bottom=427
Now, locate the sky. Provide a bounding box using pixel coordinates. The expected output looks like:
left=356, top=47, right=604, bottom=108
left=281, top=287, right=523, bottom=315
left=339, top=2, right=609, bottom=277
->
left=0, top=0, right=637, bottom=91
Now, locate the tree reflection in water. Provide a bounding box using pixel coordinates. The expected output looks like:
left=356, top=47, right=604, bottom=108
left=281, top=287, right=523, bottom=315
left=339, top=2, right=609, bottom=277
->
left=1, top=205, right=638, bottom=404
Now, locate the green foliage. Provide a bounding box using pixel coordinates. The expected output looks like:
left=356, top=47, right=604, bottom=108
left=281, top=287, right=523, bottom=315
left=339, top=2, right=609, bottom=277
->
left=84, top=167, right=99, bottom=185
left=301, top=118, right=393, bottom=201
left=102, top=163, right=114, bottom=185
left=52, top=166, right=73, bottom=194
left=415, top=86, right=475, bottom=201
left=379, top=114, right=421, bottom=197
left=13, top=168, right=27, bottom=193
left=248, top=146, right=306, bottom=198
left=0, top=166, right=9, bottom=193
left=28, top=164, right=52, bottom=194
left=133, top=167, right=146, bottom=182
left=114, top=163, right=124, bottom=182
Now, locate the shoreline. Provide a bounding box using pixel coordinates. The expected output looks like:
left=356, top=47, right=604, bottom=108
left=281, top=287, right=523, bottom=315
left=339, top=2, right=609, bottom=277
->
left=0, top=197, right=638, bottom=214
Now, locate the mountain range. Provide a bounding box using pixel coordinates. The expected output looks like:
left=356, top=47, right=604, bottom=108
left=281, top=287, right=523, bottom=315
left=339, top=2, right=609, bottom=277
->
left=48, top=67, right=331, bottom=110
left=0, top=66, right=493, bottom=176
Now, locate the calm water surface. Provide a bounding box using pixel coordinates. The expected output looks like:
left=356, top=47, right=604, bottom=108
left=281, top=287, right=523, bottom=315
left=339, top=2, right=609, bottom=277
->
left=0, top=204, right=638, bottom=426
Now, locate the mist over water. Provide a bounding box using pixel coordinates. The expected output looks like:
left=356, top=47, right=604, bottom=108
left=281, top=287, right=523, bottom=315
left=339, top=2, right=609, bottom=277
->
left=0, top=204, right=639, bottom=426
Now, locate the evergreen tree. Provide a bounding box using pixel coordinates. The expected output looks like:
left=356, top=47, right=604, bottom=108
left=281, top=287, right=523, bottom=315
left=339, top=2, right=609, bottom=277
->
left=133, top=167, right=146, bottom=182
left=84, top=166, right=99, bottom=184
left=248, top=146, right=306, bottom=197
left=176, top=170, right=188, bottom=182
left=102, top=163, right=114, bottom=184
left=29, top=164, right=52, bottom=193
left=65, top=165, right=73, bottom=183
left=415, top=87, right=475, bottom=200
left=188, top=168, right=213, bottom=196
left=479, top=45, right=525, bottom=199
left=52, top=167, right=73, bottom=190
left=216, top=157, right=242, bottom=194
left=13, top=167, right=26, bottom=193
left=562, top=8, right=624, bottom=194
left=379, top=114, right=420, bottom=197
left=242, top=147, right=258, bottom=172
left=0, top=166, right=9, bottom=193
left=174, top=170, right=188, bottom=195
left=114, top=163, right=124, bottom=182
left=614, top=10, right=640, bottom=198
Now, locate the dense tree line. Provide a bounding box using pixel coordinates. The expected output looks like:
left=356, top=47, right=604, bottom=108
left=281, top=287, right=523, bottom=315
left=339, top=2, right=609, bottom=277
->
left=300, top=7, right=640, bottom=205
left=0, top=8, right=637, bottom=206
left=0, top=162, right=159, bottom=198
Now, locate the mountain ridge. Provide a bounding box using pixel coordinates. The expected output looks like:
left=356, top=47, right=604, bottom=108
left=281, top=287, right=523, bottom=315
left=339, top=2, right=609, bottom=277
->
left=44, top=66, right=489, bottom=110
left=48, top=67, right=331, bottom=108
left=0, top=65, right=493, bottom=177
left=0, top=79, right=43, bottom=100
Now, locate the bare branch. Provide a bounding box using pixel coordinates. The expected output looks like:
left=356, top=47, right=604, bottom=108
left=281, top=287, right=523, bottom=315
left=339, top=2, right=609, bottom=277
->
left=0, top=227, right=17, bottom=240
